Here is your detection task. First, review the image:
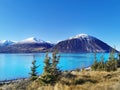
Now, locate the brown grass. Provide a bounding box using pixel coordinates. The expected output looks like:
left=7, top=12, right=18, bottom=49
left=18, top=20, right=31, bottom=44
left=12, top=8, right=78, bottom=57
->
left=1, top=68, right=120, bottom=90
left=26, top=68, right=120, bottom=90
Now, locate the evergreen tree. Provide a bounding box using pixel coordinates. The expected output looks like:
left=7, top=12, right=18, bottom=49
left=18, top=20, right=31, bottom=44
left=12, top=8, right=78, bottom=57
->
left=91, top=53, right=98, bottom=71
left=91, top=49, right=118, bottom=72
left=97, top=55, right=105, bottom=71
left=105, top=49, right=117, bottom=71
left=39, top=51, right=61, bottom=85
left=29, top=56, right=39, bottom=81
left=43, top=52, right=51, bottom=74
left=117, top=53, right=120, bottom=67
left=51, top=51, right=61, bottom=78
left=118, top=53, right=120, bottom=60
left=39, top=52, right=53, bottom=84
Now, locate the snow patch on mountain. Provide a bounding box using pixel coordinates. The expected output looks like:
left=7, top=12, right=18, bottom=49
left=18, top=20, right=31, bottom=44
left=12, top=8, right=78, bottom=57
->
left=0, top=40, right=15, bottom=46
left=18, top=37, right=45, bottom=44
left=69, top=34, right=92, bottom=40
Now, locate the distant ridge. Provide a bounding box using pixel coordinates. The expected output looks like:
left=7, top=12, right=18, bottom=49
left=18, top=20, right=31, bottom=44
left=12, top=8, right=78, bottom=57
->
left=17, top=37, right=45, bottom=44
left=0, top=37, right=53, bottom=53
left=0, top=40, right=15, bottom=46
left=0, top=35, right=117, bottom=53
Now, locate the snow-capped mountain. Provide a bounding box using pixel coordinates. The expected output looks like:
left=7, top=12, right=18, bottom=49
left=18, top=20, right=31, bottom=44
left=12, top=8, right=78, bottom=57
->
left=0, top=37, right=54, bottom=53
left=18, top=37, right=45, bottom=44
left=52, top=34, right=115, bottom=53
left=0, top=34, right=117, bottom=53
left=0, top=40, right=15, bottom=46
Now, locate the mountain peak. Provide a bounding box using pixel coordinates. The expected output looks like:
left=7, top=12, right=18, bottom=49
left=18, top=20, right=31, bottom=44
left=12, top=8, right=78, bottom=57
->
left=19, top=37, right=45, bottom=43
left=69, top=33, right=90, bottom=39
left=24, top=37, right=38, bottom=41
left=0, top=40, right=15, bottom=46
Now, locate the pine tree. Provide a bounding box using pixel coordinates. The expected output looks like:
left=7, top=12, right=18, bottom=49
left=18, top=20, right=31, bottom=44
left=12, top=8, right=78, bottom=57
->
left=91, top=53, right=98, bottom=71
left=51, top=51, right=61, bottom=81
left=97, top=55, right=105, bottom=71
left=92, top=49, right=118, bottom=72
left=29, top=56, right=39, bottom=81
left=39, top=51, right=61, bottom=85
left=117, top=53, right=120, bottom=67
left=43, top=52, right=51, bottom=74
left=118, top=53, right=120, bottom=60
left=39, top=52, right=53, bottom=85
left=105, top=49, right=117, bottom=71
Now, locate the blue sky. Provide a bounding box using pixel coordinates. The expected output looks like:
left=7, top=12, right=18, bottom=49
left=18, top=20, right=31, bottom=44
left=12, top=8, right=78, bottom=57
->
left=0, top=0, right=120, bottom=50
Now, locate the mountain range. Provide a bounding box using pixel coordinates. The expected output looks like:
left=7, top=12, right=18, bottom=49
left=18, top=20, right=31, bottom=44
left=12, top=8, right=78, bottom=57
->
left=0, top=34, right=116, bottom=53
left=0, top=37, right=53, bottom=53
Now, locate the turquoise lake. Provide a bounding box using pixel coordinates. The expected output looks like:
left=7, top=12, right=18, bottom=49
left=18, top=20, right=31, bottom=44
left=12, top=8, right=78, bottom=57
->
left=0, top=53, right=110, bottom=81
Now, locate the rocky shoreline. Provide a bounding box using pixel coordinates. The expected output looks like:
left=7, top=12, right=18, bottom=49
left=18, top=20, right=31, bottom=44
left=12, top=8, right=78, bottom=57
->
left=0, top=78, right=28, bottom=85
left=0, top=78, right=30, bottom=90
left=0, top=67, right=91, bottom=85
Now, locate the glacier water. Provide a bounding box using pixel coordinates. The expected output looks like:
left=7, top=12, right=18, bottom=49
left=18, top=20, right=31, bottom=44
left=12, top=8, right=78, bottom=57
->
left=0, top=53, right=111, bottom=81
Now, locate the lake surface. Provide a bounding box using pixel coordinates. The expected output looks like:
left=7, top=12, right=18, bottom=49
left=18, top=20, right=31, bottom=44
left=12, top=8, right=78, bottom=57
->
left=0, top=53, right=110, bottom=81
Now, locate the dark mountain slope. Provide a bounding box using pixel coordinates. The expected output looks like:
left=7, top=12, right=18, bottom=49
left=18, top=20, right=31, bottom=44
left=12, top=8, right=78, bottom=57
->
left=52, top=34, right=114, bottom=53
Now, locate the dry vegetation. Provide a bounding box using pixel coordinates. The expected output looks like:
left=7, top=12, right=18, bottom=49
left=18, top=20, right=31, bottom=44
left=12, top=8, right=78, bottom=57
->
left=1, top=68, right=120, bottom=90
left=27, top=68, right=120, bottom=90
